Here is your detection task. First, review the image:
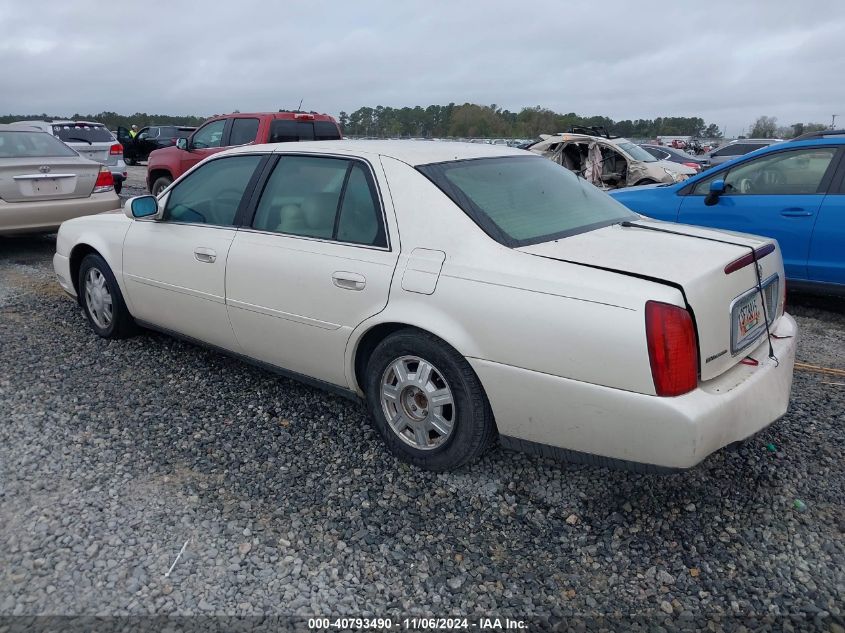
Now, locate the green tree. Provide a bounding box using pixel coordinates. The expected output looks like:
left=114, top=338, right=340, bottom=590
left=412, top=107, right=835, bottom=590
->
left=750, top=116, right=778, bottom=138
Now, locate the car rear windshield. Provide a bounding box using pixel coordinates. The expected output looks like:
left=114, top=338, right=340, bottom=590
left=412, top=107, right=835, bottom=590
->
left=269, top=120, right=341, bottom=143
left=418, top=155, right=637, bottom=247
left=52, top=124, right=113, bottom=144
left=0, top=131, right=78, bottom=158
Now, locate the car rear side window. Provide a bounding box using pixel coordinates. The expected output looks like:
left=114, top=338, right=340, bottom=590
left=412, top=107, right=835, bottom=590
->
left=269, top=120, right=341, bottom=143
left=52, top=124, right=113, bottom=143
left=252, top=156, right=385, bottom=246
left=419, top=155, right=637, bottom=247
left=164, top=155, right=263, bottom=226
left=229, top=118, right=259, bottom=146
left=0, top=131, right=78, bottom=157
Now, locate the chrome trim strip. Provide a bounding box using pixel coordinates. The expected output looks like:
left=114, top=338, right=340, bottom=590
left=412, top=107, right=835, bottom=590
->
left=13, top=173, right=76, bottom=180
left=226, top=298, right=340, bottom=330
left=124, top=273, right=225, bottom=304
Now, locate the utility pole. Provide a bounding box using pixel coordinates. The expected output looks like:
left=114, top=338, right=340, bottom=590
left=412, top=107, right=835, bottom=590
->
left=832, top=114, right=838, bottom=129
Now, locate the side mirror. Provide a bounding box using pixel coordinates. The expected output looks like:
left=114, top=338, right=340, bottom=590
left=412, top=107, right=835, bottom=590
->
left=705, top=179, right=725, bottom=206
left=124, top=195, right=159, bottom=220
left=176, top=137, right=189, bottom=151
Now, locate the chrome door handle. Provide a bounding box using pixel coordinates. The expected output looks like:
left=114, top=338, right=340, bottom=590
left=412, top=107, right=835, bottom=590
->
left=332, top=271, right=366, bottom=291
left=194, top=247, right=217, bottom=263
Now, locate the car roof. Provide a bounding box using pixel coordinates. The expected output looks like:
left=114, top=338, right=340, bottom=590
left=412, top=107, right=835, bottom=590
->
left=0, top=123, right=48, bottom=132
left=223, top=139, right=526, bottom=166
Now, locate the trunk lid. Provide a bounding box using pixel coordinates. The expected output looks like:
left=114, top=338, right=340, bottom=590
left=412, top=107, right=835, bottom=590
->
left=0, top=157, right=101, bottom=202
left=519, top=219, right=784, bottom=381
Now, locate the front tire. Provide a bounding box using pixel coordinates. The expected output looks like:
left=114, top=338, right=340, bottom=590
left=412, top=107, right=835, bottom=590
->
left=151, top=176, right=172, bottom=196
left=365, top=329, right=496, bottom=471
left=78, top=254, right=136, bottom=339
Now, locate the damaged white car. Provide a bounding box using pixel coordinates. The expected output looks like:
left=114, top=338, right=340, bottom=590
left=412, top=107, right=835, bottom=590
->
left=527, top=127, right=696, bottom=189
left=54, top=141, right=796, bottom=472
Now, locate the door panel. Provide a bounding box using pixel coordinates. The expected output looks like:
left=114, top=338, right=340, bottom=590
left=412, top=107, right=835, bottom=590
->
left=226, top=233, right=397, bottom=386
left=225, top=155, right=397, bottom=387
left=678, top=147, right=838, bottom=280
left=808, top=192, right=845, bottom=285
left=122, top=154, right=265, bottom=350
left=123, top=222, right=239, bottom=350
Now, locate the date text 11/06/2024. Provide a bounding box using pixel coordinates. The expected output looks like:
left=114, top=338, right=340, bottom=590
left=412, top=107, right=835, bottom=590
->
left=308, top=617, right=528, bottom=630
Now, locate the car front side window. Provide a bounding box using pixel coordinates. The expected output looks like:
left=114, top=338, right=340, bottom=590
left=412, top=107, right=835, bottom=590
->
left=164, top=155, right=263, bottom=226
left=191, top=120, right=227, bottom=149
left=722, top=148, right=837, bottom=195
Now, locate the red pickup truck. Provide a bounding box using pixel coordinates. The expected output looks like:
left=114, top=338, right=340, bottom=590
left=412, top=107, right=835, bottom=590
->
left=146, top=111, right=342, bottom=194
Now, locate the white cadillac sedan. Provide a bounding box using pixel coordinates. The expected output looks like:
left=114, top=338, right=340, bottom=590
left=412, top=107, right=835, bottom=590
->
left=53, top=141, right=797, bottom=472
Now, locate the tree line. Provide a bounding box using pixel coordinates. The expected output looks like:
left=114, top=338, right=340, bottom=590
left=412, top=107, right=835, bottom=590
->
left=338, top=104, right=725, bottom=139
left=1, top=107, right=831, bottom=140
left=0, top=112, right=207, bottom=130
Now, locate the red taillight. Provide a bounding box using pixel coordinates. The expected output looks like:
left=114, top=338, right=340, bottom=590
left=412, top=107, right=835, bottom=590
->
left=645, top=301, right=698, bottom=397
left=93, top=166, right=114, bottom=193
left=110, top=143, right=123, bottom=155
left=294, top=113, right=315, bottom=120
left=724, top=243, right=776, bottom=275
left=682, top=161, right=701, bottom=172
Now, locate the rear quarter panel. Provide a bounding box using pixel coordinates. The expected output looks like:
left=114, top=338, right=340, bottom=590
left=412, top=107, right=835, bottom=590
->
left=347, top=156, right=685, bottom=396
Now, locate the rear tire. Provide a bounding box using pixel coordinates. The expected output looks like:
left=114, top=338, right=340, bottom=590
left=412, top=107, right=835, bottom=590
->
left=151, top=176, right=172, bottom=196
left=364, top=329, right=496, bottom=471
left=78, top=253, right=137, bottom=339
left=125, top=157, right=136, bottom=167
left=114, top=181, right=122, bottom=195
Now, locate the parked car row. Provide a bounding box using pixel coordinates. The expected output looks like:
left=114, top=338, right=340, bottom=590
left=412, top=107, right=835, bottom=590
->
left=9, top=120, right=127, bottom=193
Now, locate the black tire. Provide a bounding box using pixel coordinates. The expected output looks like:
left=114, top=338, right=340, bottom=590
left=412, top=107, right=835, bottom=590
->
left=125, top=157, right=136, bottom=166
left=151, top=176, right=172, bottom=196
left=78, top=253, right=137, bottom=339
left=114, top=181, right=122, bottom=195
left=364, top=328, right=496, bottom=471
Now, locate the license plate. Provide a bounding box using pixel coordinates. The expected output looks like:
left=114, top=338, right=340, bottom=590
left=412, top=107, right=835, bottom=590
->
left=730, top=275, right=779, bottom=354
left=33, top=178, right=60, bottom=194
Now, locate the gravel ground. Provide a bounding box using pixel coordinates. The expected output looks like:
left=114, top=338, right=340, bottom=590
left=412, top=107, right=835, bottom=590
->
left=0, top=235, right=843, bottom=630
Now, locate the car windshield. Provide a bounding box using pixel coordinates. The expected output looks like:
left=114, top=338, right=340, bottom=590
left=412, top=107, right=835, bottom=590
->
left=0, top=131, right=78, bottom=158
left=52, top=124, right=113, bottom=144
left=617, top=142, right=657, bottom=162
left=418, top=155, right=637, bottom=247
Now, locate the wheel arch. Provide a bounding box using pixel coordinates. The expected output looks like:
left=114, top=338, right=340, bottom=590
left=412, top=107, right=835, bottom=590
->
left=348, top=314, right=480, bottom=397
left=147, top=167, right=173, bottom=192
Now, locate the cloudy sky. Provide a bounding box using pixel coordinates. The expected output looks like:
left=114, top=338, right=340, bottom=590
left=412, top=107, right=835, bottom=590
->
left=1, top=0, right=842, bottom=135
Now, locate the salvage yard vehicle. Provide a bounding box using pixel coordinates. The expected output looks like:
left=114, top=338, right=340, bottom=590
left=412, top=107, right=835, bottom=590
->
left=527, top=128, right=695, bottom=189
left=54, top=141, right=796, bottom=472
left=702, top=138, right=783, bottom=169
left=117, top=125, right=196, bottom=165
left=145, top=111, right=342, bottom=195
left=0, top=125, right=118, bottom=235
left=610, top=136, right=845, bottom=295
left=11, top=120, right=128, bottom=194
left=640, top=144, right=705, bottom=173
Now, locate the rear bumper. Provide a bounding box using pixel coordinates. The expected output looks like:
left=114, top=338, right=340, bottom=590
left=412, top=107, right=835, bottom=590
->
left=0, top=192, right=119, bottom=235
left=471, top=313, right=797, bottom=470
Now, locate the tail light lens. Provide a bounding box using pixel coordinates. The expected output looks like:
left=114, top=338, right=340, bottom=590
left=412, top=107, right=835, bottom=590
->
left=93, top=166, right=114, bottom=193
left=109, top=143, right=123, bottom=155
left=682, top=161, right=701, bottom=172
left=645, top=301, right=698, bottom=397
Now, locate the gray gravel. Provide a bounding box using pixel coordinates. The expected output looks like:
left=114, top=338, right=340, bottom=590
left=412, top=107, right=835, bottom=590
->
left=0, top=235, right=843, bottom=629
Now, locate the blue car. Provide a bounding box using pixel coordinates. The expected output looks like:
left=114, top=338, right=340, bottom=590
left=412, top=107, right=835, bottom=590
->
left=610, top=135, right=845, bottom=295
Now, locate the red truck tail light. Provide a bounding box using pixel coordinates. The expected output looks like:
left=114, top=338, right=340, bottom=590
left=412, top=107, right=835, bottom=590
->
left=645, top=301, right=698, bottom=397
left=110, top=143, right=123, bottom=155
left=93, top=166, right=114, bottom=193
left=294, top=113, right=315, bottom=120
